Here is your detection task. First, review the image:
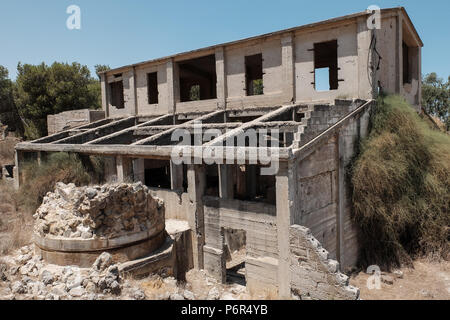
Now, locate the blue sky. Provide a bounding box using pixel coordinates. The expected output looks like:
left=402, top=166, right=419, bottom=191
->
left=0, top=0, right=449, bottom=81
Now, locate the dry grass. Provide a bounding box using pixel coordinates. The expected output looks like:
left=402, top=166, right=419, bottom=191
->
left=350, top=95, right=450, bottom=269
left=17, top=152, right=103, bottom=213
left=0, top=137, right=20, bottom=165
left=0, top=181, right=32, bottom=255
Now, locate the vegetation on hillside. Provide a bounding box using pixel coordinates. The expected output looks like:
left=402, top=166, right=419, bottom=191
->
left=422, top=73, right=449, bottom=131
left=350, top=95, right=450, bottom=269
left=18, top=152, right=104, bottom=212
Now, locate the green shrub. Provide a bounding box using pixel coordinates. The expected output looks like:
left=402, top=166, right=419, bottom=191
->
left=350, top=95, right=450, bottom=269
left=18, top=152, right=104, bottom=212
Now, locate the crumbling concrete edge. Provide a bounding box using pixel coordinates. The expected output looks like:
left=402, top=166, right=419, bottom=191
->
left=289, top=225, right=360, bottom=300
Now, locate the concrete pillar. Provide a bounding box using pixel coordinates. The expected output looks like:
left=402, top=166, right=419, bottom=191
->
left=166, top=59, right=179, bottom=114
left=116, top=156, right=132, bottom=183
left=170, top=161, right=184, bottom=191
left=104, top=156, right=117, bottom=183
left=215, top=47, right=227, bottom=110
left=357, top=17, right=374, bottom=100
left=396, top=13, right=403, bottom=95
left=13, top=150, right=24, bottom=190
left=100, top=73, right=109, bottom=117
left=132, top=66, right=138, bottom=116
left=275, top=160, right=297, bottom=299
left=218, top=164, right=234, bottom=199
left=336, top=132, right=345, bottom=266
left=133, top=158, right=145, bottom=183
left=187, top=164, right=206, bottom=269
left=281, top=34, right=295, bottom=104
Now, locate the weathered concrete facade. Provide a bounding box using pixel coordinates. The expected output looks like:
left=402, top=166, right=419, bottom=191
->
left=47, top=109, right=105, bottom=135
left=15, top=7, right=422, bottom=299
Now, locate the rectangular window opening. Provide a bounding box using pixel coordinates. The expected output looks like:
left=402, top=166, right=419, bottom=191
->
left=403, top=42, right=411, bottom=84
left=314, top=40, right=338, bottom=91
left=223, top=227, right=246, bottom=286
left=245, top=53, right=263, bottom=96
left=110, top=81, right=124, bottom=109
left=144, top=159, right=171, bottom=189
left=178, top=55, right=217, bottom=102
left=147, top=72, right=158, bottom=104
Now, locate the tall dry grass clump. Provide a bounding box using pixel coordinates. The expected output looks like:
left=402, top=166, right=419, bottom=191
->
left=18, top=152, right=104, bottom=213
left=350, top=95, right=450, bottom=269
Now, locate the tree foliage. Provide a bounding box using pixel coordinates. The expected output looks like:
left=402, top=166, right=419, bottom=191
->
left=0, top=66, right=22, bottom=132
left=422, top=73, right=450, bottom=130
left=14, top=62, right=101, bottom=139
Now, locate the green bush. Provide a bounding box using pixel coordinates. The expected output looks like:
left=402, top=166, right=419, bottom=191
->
left=350, top=95, right=450, bottom=269
left=18, top=152, right=104, bottom=212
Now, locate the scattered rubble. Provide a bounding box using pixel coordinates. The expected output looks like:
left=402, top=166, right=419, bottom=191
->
left=33, top=182, right=164, bottom=240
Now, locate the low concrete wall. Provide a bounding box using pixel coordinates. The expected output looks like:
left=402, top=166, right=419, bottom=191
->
left=148, top=188, right=190, bottom=221
left=289, top=225, right=359, bottom=300
left=47, top=109, right=105, bottom=135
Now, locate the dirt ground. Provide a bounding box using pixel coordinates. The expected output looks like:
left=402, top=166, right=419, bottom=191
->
left=350, top=259, right=450, bottom=300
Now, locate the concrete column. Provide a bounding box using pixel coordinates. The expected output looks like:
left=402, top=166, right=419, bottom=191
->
left=357, top=17, right=374, bottom=100
left=166, top=59, right=179, bottom=114
left=275, top=160, right=297, bottom=299
left=13, top=150, right=24, bottom=190
left=170, top=161, right=183, bottom=191
left=396, top=13, right=403, bottom=95
left=281, top=34, right=295, bottom=104
left=215, top=47, right=227, bottom=110
left=336, top=132, right=345, bottom=266
left=100, top=74, right=109, bottom=117
left=218, top=164, right=234, bottom=199
left=116, top=156, right=132, bottom=183
left=133, top=158, right=145, bottom=183
left=104, top=156, right=117, bottom=183
left=187, top=164, right=206, bottom=269
left=132, top=66, right=138, bottom=116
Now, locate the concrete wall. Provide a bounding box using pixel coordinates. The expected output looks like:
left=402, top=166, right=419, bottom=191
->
left=202, top=197, right=278, bottom=295
left=294, top=22, right=359, bottom=102
left=101, top=10, right=421, bottom=118
left=47, top=109, right=105, bottom=135
left=148, top=188, right=190, bottom=221
left=289, top=225, right=359, bottom=300
left=135, top=63, right=169, bottom=116
left=293, top=100, right=372, bottom=270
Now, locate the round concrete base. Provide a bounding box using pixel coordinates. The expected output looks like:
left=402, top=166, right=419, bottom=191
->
left=34, top=230, right=167, bottom=268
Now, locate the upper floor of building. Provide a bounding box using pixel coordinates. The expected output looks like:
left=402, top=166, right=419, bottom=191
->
left=99, top=7, right=423, bottom=118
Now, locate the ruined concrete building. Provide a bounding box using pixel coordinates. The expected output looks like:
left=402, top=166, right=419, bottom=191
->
left=15, top=7, right=422, bottom=298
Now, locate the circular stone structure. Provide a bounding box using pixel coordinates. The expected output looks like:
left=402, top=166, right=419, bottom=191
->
left=33, top=182, right=166, bottom=267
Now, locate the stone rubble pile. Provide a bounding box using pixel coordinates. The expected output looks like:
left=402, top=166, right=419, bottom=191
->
left=0, top=245, right=146, bottom=300
left=33, top=182, right=164, bottom=239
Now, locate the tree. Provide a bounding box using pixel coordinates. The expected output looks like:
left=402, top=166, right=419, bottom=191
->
left=422, top=73, right=450, bottom=130
left=94, top=64, right=110, bottom=79
left=0, top=65, right=22, bottom=133
left=14, top=62, right=101, bottom=139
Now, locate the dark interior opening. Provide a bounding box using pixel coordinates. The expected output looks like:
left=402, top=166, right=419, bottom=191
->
left=147, top=72, right=159, bottom=104
left=234, top=165, right=276, bottom=205
left=223, top=227, right=246, bottom=286
left=245, top=53, right=263, bottom=96
left=402, top=42, right=411, bottom=84
left=205, top=165, right=219, bottom=197
left=144, top=159, right=171, bottom=189
left=178, top=55, right=217, bottom=102
left=314, top=40, right=338, bottom=90
left=110, top=80, right=124, bottom=109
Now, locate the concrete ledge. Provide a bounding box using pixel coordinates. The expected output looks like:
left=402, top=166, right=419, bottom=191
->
left=33, top=223, right=165, bottom=252
left=119, top=235, right=175, bottom=278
